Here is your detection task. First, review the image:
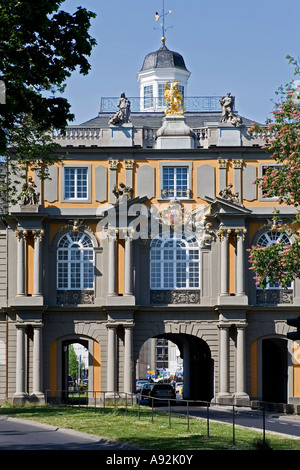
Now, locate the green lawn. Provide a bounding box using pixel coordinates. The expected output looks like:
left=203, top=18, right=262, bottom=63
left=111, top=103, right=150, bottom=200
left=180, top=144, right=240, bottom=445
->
left=1, top=404, right=300, bottom=450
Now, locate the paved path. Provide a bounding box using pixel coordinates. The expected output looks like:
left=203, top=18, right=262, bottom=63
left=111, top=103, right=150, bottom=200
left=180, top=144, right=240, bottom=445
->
left=0, top=416, right=136, bottom=450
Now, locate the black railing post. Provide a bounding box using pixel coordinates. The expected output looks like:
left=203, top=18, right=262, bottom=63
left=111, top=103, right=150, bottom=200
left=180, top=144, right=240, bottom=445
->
left=232, top=404, right=235, bottom=445
left=187, top=401, right=190, bottom=431
left=263, top=404, right=266, bottom=446
left=207, top=402, right=210, bottom=437
left=151, top=397, right=154, bottom=422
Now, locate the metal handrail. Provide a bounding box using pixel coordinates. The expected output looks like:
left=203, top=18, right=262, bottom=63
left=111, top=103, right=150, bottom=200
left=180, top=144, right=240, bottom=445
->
left=100, top=96, right=223, bottom=113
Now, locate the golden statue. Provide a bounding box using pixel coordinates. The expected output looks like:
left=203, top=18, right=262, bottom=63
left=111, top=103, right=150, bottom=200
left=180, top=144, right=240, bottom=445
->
left=163, top=81, right=185, bottom=115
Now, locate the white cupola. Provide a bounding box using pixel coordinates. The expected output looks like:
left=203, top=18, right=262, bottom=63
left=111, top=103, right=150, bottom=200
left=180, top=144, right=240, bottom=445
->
left=137, top=39, right=191, bottom=112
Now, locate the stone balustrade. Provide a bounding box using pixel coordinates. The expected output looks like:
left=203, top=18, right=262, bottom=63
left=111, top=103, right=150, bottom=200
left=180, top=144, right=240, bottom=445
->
left=51, top=124, right=267, bottom=149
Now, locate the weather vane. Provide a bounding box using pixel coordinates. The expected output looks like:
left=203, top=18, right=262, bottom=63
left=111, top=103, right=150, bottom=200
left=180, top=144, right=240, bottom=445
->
left=155, top=0, right=173, bottom=44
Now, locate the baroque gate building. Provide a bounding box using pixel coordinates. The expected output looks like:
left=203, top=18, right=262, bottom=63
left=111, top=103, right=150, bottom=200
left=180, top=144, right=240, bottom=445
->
left=1, top=39, right=300, bottom=407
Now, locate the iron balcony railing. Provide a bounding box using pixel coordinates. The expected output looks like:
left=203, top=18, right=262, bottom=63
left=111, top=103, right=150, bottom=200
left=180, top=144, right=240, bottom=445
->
left=100, top=96, right=224, bottom=113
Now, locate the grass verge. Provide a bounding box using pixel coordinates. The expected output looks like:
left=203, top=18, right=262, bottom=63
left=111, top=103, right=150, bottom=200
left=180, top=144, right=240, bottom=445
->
left=1, top=404, right=300, bottom=450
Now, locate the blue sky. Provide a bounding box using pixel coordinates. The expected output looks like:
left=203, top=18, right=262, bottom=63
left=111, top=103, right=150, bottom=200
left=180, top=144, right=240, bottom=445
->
left=61, top=0, right=300, bottom=125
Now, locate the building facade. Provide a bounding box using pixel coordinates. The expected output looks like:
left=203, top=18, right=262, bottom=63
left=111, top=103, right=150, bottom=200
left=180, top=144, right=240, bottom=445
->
left=1, top=40, right=300, bottom=406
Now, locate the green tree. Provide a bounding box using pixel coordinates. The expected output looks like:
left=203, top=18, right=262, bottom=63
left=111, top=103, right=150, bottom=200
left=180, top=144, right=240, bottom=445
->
left=248, top=56, right=300, bottom=288
left=0, top=1, right=96, bottom=210
left=68, top=344, right=79, bottom=380
left=0, top=0, right=96, bottom=153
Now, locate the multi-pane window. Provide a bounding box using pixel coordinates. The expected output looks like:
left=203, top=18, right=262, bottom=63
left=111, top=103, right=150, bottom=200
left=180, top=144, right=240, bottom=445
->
left=64, top=168, right=88, bottom=200
left=144, top=85, right=153, bottom=109
left=57, top=232, right=94, bottom=290
left=256, top=230, right=291, bottom=289
left=150, top=233, right=200, bottom=289
left=161, top=166, right=190, bottom=199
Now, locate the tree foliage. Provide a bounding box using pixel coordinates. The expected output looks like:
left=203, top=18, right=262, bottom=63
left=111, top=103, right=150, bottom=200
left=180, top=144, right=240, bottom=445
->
left=248, top=56, right=300, bottom=288
left=0, top=0, right=96, bottom=209
left=0, top=0, right=96, bottom=150
left=68, top=344, right=79, bottom=380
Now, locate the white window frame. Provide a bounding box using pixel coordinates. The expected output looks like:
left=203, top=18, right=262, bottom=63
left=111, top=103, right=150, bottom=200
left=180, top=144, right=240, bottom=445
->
left=150, top=233, right=200, bottom=290
left=64, top=167, right=88, bottom=200
left=61, top=164, right=91, bottom=203
left=159, top=162, right=192, bottom=200
left=143, top=85, right=153, bottom=109
left=57, top=232, right=94, bottom=290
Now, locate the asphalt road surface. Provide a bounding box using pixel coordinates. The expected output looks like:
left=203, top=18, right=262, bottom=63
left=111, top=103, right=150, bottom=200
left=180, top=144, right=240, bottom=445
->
left=138, top=393, right=300, bottom=438
left=156, top=403, right=300, bottom=439
left=1, top=404, right=300, bottom=452
left=0, top=416, right=137, bottom=450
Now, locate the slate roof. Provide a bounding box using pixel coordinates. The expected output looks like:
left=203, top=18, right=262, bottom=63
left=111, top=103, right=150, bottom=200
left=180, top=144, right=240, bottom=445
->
left=79, top=112, right=256, bottom=129
left=139, top=44, right=188, bottom=72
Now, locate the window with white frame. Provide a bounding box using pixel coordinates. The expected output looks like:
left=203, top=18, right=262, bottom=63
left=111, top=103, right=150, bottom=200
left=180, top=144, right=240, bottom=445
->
left=150, top=233, right=200, bottom=289
left=64, top=167, right=88, bottom=200
left=144, top=85, right=153, bottom=109
left=256, top=230, right=291, bottom=289
left=161, top=166, right=190, bottom=199
left=57, top=232, right=94, bottom=290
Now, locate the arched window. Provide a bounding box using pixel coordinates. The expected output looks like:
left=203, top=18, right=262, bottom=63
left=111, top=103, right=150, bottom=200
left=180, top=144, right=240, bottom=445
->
left=256, top=230, right=291, bottom=289
left=57, top=232, right=94, bottom=290
left=150, top=233, right=200, bottom=290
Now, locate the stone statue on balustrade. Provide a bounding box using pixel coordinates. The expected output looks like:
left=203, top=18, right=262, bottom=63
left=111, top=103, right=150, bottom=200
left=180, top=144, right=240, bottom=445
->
left=112, top=182, right=133, bottom=204
left=109, top=92, right=131, bottom=125
left=19, top=177, right=40, bottom=206
left=219, top=92, right=242, bottom=127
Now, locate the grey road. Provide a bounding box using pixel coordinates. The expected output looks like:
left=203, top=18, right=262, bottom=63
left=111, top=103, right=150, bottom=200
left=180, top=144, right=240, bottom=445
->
left=154, top=403, right=300, bottom=439
left=1, top=406, right=299, bottom=453
left=138, top=393, right=300, bottom=439
left=0, top=416, right=137, bottom=450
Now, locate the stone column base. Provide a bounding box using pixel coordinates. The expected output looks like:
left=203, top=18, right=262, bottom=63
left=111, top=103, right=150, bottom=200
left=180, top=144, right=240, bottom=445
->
left=13, top=393, right=30, bottom=405
left=30, top=393, right=45, bottom=404
left=13, top=392, right=45, bottom=405
left=216, top=393, right=233, bottom=405
left=234, top=393, right=250, bottom=406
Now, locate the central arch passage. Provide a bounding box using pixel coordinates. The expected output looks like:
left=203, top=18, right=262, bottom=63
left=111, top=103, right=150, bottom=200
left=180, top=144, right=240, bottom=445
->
left=140, top=333, right=214, bottom=402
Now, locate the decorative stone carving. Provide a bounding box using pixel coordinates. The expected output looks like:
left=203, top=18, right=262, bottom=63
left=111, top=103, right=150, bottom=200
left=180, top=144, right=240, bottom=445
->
left=109, top=92, right=131, bottom=125
left=155, top=198, right=185, bottom=231
left=150, top=290, right=200, bottom=304
left=219, top=184, right=241, bottom=205
left=256, top=289, right=293, bottom=305
left=233, top=159, right=243, bottom=169
left=218, top=159, right=228, bottom=169
left=19, top=177, right=40, bottom=206
left=57, top=290, right=94, bottom=305
left=112, top=182, right=133, bottom=203
left=219, top=93, right=243, bottom=127
left=15, top=229, right=44, bottom=240
left=108, top=159, right=119, bottom=170
left=124, top=159, right=134, bottom=169
left=217, top=227, right=247, bottom=241
left=151, top=200, right=215, bottom=246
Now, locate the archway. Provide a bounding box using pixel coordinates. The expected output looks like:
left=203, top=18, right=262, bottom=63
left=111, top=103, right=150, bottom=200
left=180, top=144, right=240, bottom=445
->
left=61, top=339, right=89, bottom=403
left=262, top=338, right=288, bottom=403
left=137, top=333, right=214, bottom=402
left=49, top=335, right=101, bottom=405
